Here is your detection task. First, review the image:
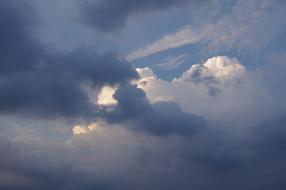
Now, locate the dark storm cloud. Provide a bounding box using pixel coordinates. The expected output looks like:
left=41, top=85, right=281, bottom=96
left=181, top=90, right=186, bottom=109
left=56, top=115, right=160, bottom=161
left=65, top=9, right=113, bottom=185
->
left=0, top=0, right=137, bottom=118
left=104, top=84, right=206, bottom=136
left=252, top=114, right=286, bottom=158
left=2, top=114, right=286, bottom=190
left=0, top=0, right=44, bottom=74
left=0, top=137, right=117, bottom=190
left=80, top=0, right=196, bottom=32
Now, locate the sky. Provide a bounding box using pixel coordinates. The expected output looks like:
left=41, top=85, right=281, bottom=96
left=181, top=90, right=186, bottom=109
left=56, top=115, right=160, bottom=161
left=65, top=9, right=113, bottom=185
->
left=1, top=0, right=286, bottom=189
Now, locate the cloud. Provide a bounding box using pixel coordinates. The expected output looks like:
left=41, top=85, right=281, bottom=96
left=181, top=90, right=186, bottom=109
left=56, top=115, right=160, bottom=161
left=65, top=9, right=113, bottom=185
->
left=202, top=0, right=286, bottom=52
left=0, top=0, right=44, bottom=74
left=136, top=56, right=276, bottom=125
left=79, top=0, right=195, bottom=32
left=127, top=0, right=286, bottom=60
left=179, top=56, right=246, bottom=81
left=0, top=0, right=137, bottom=119
left=102, top=83, right=206, bottom=136
left=0, top=119, right=192, bottom=190
left=97, top=86, right=118, bottom=106
left=1, top=110, right=286, bottom=190
left=127, top=26, right=202, bottom=61
left=1, top=1, right=286, bottom=190
left=158, top=53, right=189, bottom=70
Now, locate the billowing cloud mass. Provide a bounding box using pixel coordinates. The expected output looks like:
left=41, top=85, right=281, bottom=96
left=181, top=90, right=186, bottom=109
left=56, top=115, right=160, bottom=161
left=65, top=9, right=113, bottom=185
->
left=103, top=84, right=206, bottom=136
left=136, top=56, right=279, bottom=125
left=1, top=0, right=286, bottom=190
left=0, top=0, right=137, bottom=119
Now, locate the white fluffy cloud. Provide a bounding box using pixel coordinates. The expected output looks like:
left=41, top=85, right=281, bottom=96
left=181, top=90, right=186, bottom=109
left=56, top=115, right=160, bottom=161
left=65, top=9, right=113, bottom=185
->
left=179, top=56, right=246, bottom=81
left=136, top=56, right=275, bottom=126
left=97, top=86, right=118, bottom=106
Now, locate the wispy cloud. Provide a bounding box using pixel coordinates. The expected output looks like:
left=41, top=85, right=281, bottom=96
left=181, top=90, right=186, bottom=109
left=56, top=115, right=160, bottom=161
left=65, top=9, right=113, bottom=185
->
left=158, top=53, right=189, bottom=70
left=127, top=26, right=202, bottom=61
left=127, top=0, right=286, bottom=60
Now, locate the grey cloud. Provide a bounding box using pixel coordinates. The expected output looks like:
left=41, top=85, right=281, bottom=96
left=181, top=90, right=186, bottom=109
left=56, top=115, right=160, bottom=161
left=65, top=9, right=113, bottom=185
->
left=173, top=115, right=286, bottom=190
left=0, top=0, right=137, bottom=119
left=104, top=84, right=206, bottom=136
left=80, top=0, right=198, bottom=32
left=1, top=114, right=286, bottom=190
left=252, top=114, right=286, bottom=158
left=0, top=136, right=118, bottom=190
left=0, top=0, right=44, bottom=74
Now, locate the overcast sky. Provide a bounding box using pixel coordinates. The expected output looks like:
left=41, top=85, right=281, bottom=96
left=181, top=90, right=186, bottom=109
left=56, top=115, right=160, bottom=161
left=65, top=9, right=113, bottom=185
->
left=1, top=0, right=286, bottom=190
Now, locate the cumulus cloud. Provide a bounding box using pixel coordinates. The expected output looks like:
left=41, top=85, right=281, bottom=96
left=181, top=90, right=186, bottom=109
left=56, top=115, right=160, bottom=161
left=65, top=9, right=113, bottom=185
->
left=136, top=56, right=276, bottom=125
left=97, top=86, right=118, bottom=106
left=101, top=83, right=206, bottom=136
left=179, top=56, right=246, bottom=81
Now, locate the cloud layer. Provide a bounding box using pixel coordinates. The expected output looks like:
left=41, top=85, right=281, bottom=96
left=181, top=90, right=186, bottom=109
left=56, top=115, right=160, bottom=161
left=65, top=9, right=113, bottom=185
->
left=1, top=0, right=286, bottom=190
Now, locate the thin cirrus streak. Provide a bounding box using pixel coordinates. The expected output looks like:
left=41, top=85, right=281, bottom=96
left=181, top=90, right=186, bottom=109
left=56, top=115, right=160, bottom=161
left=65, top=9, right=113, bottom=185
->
left=126, top=26, right=202, bottom=61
